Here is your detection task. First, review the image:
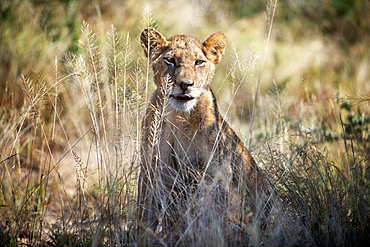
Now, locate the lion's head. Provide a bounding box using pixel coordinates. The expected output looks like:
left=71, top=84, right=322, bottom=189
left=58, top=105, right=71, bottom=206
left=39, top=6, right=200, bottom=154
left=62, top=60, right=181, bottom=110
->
left=140, top=28, right=227, bottom=112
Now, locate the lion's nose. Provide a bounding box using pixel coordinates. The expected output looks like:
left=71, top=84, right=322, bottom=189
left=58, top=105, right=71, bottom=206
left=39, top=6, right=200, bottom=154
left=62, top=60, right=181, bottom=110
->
left=180, top=81, right=194, bottom=91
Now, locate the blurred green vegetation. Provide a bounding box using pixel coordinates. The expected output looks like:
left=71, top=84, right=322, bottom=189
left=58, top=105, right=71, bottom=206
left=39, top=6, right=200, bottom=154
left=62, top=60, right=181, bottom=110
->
left=277, top=0, right=370, bottom=44
left=0, top=0, right=80, bottom=94
left=228, top=0, right=370, bottom=44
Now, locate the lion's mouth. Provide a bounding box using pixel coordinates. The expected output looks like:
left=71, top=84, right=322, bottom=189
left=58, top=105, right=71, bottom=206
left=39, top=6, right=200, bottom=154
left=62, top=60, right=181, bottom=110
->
left=171, top=93, right=194, bottom=101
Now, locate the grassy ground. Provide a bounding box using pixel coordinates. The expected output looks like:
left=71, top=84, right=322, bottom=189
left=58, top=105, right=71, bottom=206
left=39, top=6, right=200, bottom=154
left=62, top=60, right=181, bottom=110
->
left=0, top=0, right=369, bottom=246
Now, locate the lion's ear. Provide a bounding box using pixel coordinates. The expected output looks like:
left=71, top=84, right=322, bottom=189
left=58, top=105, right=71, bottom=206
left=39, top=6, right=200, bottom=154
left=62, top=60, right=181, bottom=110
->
left=202, top=32, right=227, bottom=64
left=140, top=28, right=168, bottom=59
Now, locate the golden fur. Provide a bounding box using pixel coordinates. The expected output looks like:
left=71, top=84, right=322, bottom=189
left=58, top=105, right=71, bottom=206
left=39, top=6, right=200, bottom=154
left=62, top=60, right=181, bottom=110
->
left=137, top=28, right=263, bottom=244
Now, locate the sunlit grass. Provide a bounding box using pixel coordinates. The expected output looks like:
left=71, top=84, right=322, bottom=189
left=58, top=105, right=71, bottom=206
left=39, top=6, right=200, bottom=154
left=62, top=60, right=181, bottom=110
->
left=0, top=0, right=368, bottom=246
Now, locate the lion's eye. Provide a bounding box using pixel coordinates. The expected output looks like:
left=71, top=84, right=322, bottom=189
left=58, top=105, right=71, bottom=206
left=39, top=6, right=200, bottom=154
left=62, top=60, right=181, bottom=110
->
left=195, top=60, right=205, bottom=66
left=164, top=57, right=176, bottom=67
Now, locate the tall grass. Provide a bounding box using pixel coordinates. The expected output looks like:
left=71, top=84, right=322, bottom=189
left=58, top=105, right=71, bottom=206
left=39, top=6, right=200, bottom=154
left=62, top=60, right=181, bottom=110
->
left=0, top=1, right=369, bottom=246
left=0, top=20, right=143, bottom=246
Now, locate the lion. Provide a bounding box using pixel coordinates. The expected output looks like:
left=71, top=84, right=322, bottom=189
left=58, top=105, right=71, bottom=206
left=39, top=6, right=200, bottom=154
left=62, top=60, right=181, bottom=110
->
left=137, top=28, right=265, bottom=245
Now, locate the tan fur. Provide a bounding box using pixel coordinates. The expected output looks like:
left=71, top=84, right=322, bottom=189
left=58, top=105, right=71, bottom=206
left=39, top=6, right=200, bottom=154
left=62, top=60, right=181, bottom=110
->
left=137, top=28, right=263, bottom=244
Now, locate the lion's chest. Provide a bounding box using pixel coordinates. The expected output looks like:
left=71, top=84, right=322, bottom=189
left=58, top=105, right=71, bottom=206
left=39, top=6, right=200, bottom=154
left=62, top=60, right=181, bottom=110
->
left=158, top=118, right=216, bottom=172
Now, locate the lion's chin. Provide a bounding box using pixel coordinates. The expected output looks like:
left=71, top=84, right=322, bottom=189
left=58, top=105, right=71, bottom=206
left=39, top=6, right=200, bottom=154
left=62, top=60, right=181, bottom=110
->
left=169, top=97, right=197, bottom=112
